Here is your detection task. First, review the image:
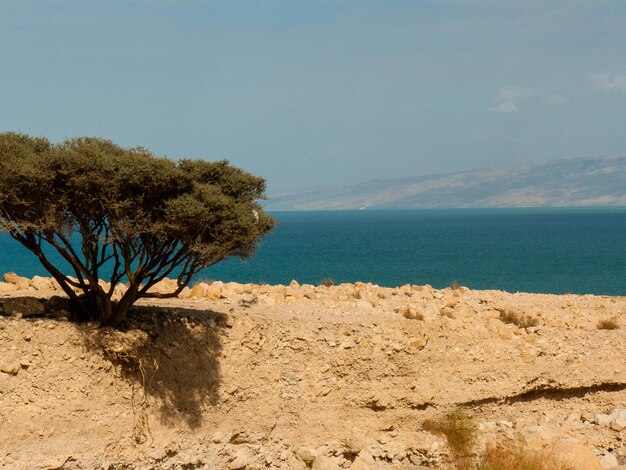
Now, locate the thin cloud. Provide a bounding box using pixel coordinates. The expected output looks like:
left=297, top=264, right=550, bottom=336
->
left=590, top=73, right=626, bottom=93
left=490, top=100, right=518, bottom=113
left=544, top=94, right=569, bottom=106
left=490, top=86, right=535, bottom=113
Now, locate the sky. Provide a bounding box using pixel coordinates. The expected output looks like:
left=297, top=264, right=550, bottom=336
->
left=1, top=1, right=626, bottom=195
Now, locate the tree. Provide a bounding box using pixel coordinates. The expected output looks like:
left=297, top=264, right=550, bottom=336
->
left=0, top=132, right=274, bottom=325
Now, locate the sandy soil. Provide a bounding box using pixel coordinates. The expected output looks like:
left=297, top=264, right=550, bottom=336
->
left=0, top=276, right=625, bottom=469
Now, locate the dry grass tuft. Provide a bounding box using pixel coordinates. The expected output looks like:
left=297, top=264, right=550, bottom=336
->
left=476, top=441, right=574, bottom=470
left=597, top=318, right=620, bottom=330
left=498, top=309, right=539, bottom=328
left=450, top=280, right=462, bottom=290
left=402, top=306, right=424, bottom=320
left=320, top=278, right=334, bottom=287
left=423, top=408, right=476, bottom=467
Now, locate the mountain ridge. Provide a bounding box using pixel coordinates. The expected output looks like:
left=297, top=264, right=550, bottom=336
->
left=265, top=156, right=626, bottom=210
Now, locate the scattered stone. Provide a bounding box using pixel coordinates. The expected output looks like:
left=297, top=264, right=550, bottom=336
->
left=0, top=358, right=20, bottom=375
left=228, top=447, right=256, bottom=469
left=206, top=282, right=223, bottom=300
left=0, top=282, right=18, bottom=294
left=600, top=452, right=619, bottom=468
left=312, top=455, right=340, bottom=470
left=30, top=276, right=53, bottom=291
left=3, top=272, right=31, bottom=290
left=295, top=446, right=317, bottom=464
left=548, top=439, right=603, bottom=470
left=593, top=413, right=612, bottom=427
left=609, top=408, right=626, bottom=431
left=190, top=282, right=209, bottom=298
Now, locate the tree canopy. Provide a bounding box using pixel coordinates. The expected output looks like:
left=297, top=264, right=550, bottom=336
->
left=0, top=132, right=274, bottom=325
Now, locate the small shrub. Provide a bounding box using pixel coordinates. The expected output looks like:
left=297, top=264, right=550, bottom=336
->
left=498, top=309, right=539, bottom=328
left=597, top=318, right=619, bottom=330
left=477, top=441, right=573, bottom=470
left=450, top=280, right=462, bottom=290
left=402, top=306, right=424, bottom=320
left=320, top=278, right=334, bottom=287
left=423, top=408, right=476, bottom=466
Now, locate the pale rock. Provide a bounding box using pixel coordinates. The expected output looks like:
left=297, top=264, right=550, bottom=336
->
left=312, top=455, right=341, bottom=470
left=177, top=286, right=191, bottom=299
left=401, top=284, right=412, bottom=296
left=289, top=279, right=300, bottom=288
left=147, top=278, right=178, bottom=295
left=239, top=293, right=257, bottom=305
left=342, top=430, right=364, bottom=455
left=521, top=424, right=560, bottom=448
left=112, top=284, right=127, bottom=301
left=206, top=282, right=223, bottom=300
left=593, top=413, right=612, bottom=427
left=190, top=282, right=209, bottom=298
left=0, top=282, right=18, bottom=294
left=600, top=452, right=619, bottom=468
left=0, top=357, right=20, bottom=375
left=609, top=408, right=626, bottom=431
left=548, top=438, right=603, bottom=470
left=356, top=300, right=374, bottom=310
left=295, top=446, right=317, bottom=464
left=3, top=272, right=30, bottom=290
left=98, top=279, right=111, bottom=292
left=351, top=450, right=375, bottom=470
left=224, top=282, right=246, bottom=295
left=258, top=295, right=276, bottom=306
left=30, top=276, right=53, bottom=291
left=228, top=447, right=256, bottom=469
left=3, top=297, right=46, bottom=317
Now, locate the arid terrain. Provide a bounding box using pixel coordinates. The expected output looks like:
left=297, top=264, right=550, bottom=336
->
left=1, top=274, right=625, bottom=469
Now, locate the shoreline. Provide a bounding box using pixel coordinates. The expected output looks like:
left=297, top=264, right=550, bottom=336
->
left=1, top=272, right=625, bottom=468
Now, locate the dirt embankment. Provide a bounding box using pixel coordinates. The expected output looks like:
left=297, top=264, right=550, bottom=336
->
left=1, top=274, right=625, bottom=469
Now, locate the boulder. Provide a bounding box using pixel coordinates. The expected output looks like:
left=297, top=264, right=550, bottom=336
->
left=548, top=439, right=602, bottom=470
left=190, top=282, right=209, bottom=298
left=3, top=297, right=46, bottom=317
left=351, top=450, right=375, bottom=470
left=312, top=456, right=341, bottom=470
left=3, top=272, right=30, bottom=290
left=146, top=278, right=178, bottom=295
left=609, top=408, right=626, bottom=431
left=206, top=282, right=223, bottom=300
left=0, top=282, right=18, bottom=294
left=30, top=276, right=53, bottom=291
left=295, top=446, right=317, bottom=464
left=600, top=452, right=619, bottom=468
left=0, top=357, right=20, bottom=375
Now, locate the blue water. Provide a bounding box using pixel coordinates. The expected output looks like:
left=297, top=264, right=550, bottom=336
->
left=2, top=208, right=626, bottom=295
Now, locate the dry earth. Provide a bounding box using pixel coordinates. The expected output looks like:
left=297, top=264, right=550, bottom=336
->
left=0, top=274, right=625, bottom=469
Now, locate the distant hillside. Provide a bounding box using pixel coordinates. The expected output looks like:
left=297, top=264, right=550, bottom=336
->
left=266, top=157, right=626, bottom=210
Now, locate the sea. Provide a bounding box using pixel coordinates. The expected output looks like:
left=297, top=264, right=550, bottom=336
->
left=2, top=207, right=626, bottom=296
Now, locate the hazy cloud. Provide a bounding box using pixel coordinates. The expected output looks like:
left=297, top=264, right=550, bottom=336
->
left=590, top=73, right=626, bottom=93
left=544, top=94, right=569, bottom=106
left=490, top=86, right=535, bottom=113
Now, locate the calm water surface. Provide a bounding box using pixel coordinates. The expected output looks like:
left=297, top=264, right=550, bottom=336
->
left=2, top=208, right=626, bottom=295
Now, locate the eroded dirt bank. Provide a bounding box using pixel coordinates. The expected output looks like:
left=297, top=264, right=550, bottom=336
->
left=1, top=275, right=625, bottom=469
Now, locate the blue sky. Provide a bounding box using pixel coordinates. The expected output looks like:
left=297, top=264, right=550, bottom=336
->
left=1, top=1, right=625, bottom=193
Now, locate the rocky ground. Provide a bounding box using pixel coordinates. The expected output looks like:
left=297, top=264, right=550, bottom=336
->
left=0, top=273, right=625, bottom=469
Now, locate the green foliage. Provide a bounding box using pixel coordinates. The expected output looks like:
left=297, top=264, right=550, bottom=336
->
left=0, top=132, right=274, bottom=325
